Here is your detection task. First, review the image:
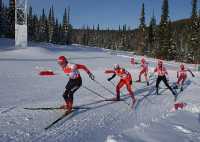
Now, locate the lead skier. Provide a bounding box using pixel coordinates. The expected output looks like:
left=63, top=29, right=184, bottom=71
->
left=57, top=56, right=95, bottom=111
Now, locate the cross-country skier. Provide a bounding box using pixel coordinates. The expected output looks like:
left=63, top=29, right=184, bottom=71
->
left=175, top=64, right=195, bottom=91
left=105, top=64, right=136, bottom=106
left=154, top=60, right=177, bottom=101
left=136, top=58, right=149, bottom=86
left=130, top=57, right=135, bottom=65
left=57, top=56, right=95, bottom=112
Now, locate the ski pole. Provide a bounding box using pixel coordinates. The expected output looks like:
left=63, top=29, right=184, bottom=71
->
left=94, top=80, right=115, bottom=95
left=109, top=80, right=115, bottom=87
left=83, top=85, right=107, bottom=100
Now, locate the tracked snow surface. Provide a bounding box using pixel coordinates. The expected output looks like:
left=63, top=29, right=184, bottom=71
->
left=0, top=38, right=200, bottom=142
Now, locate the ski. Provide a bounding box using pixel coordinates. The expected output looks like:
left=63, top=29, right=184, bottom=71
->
left=24, top=106, right=90, bottom=110
left=103, top=98, right=125, bottom=101
left=45, top=110, right=73, bottom=130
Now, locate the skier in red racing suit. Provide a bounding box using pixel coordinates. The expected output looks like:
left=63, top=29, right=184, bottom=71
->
left=105, top=64, right=136, bottom=106
left=57, top=56, right=95, bottom=111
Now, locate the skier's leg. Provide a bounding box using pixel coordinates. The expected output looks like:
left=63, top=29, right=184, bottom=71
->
left=63, top=78, right=82, bottom=110
left=126, top=80, right=136, bottom=105
left=67, top=78, right=82, bottom=111
left=181, top=75, right=187, bottom=86
left=116, top=80, right=125, bottom=100
left=144, top=72, right=149, bottom=86
left=156, top=76, right=162, bottom=95
left=137, top=70, right=144, bottom=82
left=63, top=79, right=74, bottom=103
left=177, top=76, right=181, bottom=85
left=180, top=75, right=187, bottom=91
left=63, top=89, right=69, bottom=103
left=162, top=76, right=176, bottom=96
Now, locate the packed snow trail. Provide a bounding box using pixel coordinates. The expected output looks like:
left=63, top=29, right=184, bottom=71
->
left=0, top=39, right=200, bottom=142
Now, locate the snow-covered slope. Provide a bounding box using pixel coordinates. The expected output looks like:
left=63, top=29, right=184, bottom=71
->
left=0, top=39, right=200, bottom=142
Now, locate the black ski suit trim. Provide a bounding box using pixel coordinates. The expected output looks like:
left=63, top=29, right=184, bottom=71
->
left=156, top=75, right=176, bottom=96
left=63, top=77, right=82, bottom=102
left=107, top=74, right=116, bottom=81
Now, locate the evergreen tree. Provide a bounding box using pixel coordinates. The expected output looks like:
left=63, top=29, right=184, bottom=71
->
left=118, top=25, right=121, bottom=31
left=139, top=3, right=146, bottom=29
left=58, top=23, right=63, bottom=44
left=28, top=6, right=34, bottom=41
left=48, top=7, right=54, bottom=42
left=67, top=7, right=73, bottom=45
left=97, top=24, right=100, bottom=31
left=189, top=0, right=199, bottom=63
left=62, top=8, right=68, bottom=44
left=167, top=20, right=176, bottom=60
left=52, top=19, right=59, bottom=43
left=157, top=0, right=171, bottom=60
left=0, top=0, right=3, bottom=37
left=32, top=15, right=39, bottom=41
left=39, top=9, right=48, bottom=41
left=8, top=0, right=15, bottom=38
left=138, top=3, right=146, bottom=54
left=148, top=11, right=157, bottom=56
left=198, top=10, right=200, bottom=63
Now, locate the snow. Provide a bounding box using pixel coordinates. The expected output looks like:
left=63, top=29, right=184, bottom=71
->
left=0, top=38, right=200, bottom=142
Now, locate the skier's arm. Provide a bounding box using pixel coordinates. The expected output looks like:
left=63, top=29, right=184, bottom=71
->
left=187, top=69, right=195, bottom=77
left=164, top=67, right=168, bottom=75
left=105, top=70, right=115, bottom=74
left=76, top=64, right=91, bottom=74
left=76, top=64, right=95, bottom=80
left=177, top=71, right=179, bottom=78
left=154, top=67, right=157, bottom=73
left=107, top=74, right=116, bottom=81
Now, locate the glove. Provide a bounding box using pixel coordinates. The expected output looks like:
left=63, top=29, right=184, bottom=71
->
left=192, top=74, right=195, bottom=77
left=107, top=78, right=112, bottom=81
left=89, top=73, right=95, bottom=80
left=130, top=80, right=132, bottom=85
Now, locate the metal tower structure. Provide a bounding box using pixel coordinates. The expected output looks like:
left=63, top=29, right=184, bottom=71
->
left=15, top=0, right=27, bottom=48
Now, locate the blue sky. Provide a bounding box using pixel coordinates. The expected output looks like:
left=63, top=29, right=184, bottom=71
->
left=3, top=0, right=200, bottom=29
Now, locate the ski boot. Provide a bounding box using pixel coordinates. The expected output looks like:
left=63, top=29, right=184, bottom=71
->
left=136, top=79, right=141, bottom=83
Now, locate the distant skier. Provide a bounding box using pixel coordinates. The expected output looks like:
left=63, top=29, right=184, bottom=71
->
left=154, top=60, right=177, bottom=101
left=105, top=64, right=136, bottom=106
left=57, top=56, right=95, bottom=111
left=130, top=57, right=135, bottom=65
left=175, top=64, right=195, bottom=91
left=136, top=58, right=149, bottom=86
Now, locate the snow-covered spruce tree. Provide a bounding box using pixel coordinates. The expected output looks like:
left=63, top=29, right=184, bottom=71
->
left=8, top=0, right=15, bottom=38
left=62, top=7, right=72, bottom=45
left=167, top=20, right=177, bottom=60
left=39, top=9, right=48, bottom=42
left=67, top=7, right=73, bottom=45
left=27, top=6, right=34, bottom=41
left=0, top=0, right=2, bottom=36
left=198, top=10, right=200, bottom=63
left=189, top=0, right=199, bottom=63
left=137, top=3, right=147, bottom=55
left=48, top=6, right=55, bottom=43
left=62, top=8, right=68, bottom=44
left=157, top=0, right=171, bottom=60
left=32, top=15, right=39, bottom=41
left=148, top=11, right=157, bottom=57
left=52, top=19, right=59, bottom=43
